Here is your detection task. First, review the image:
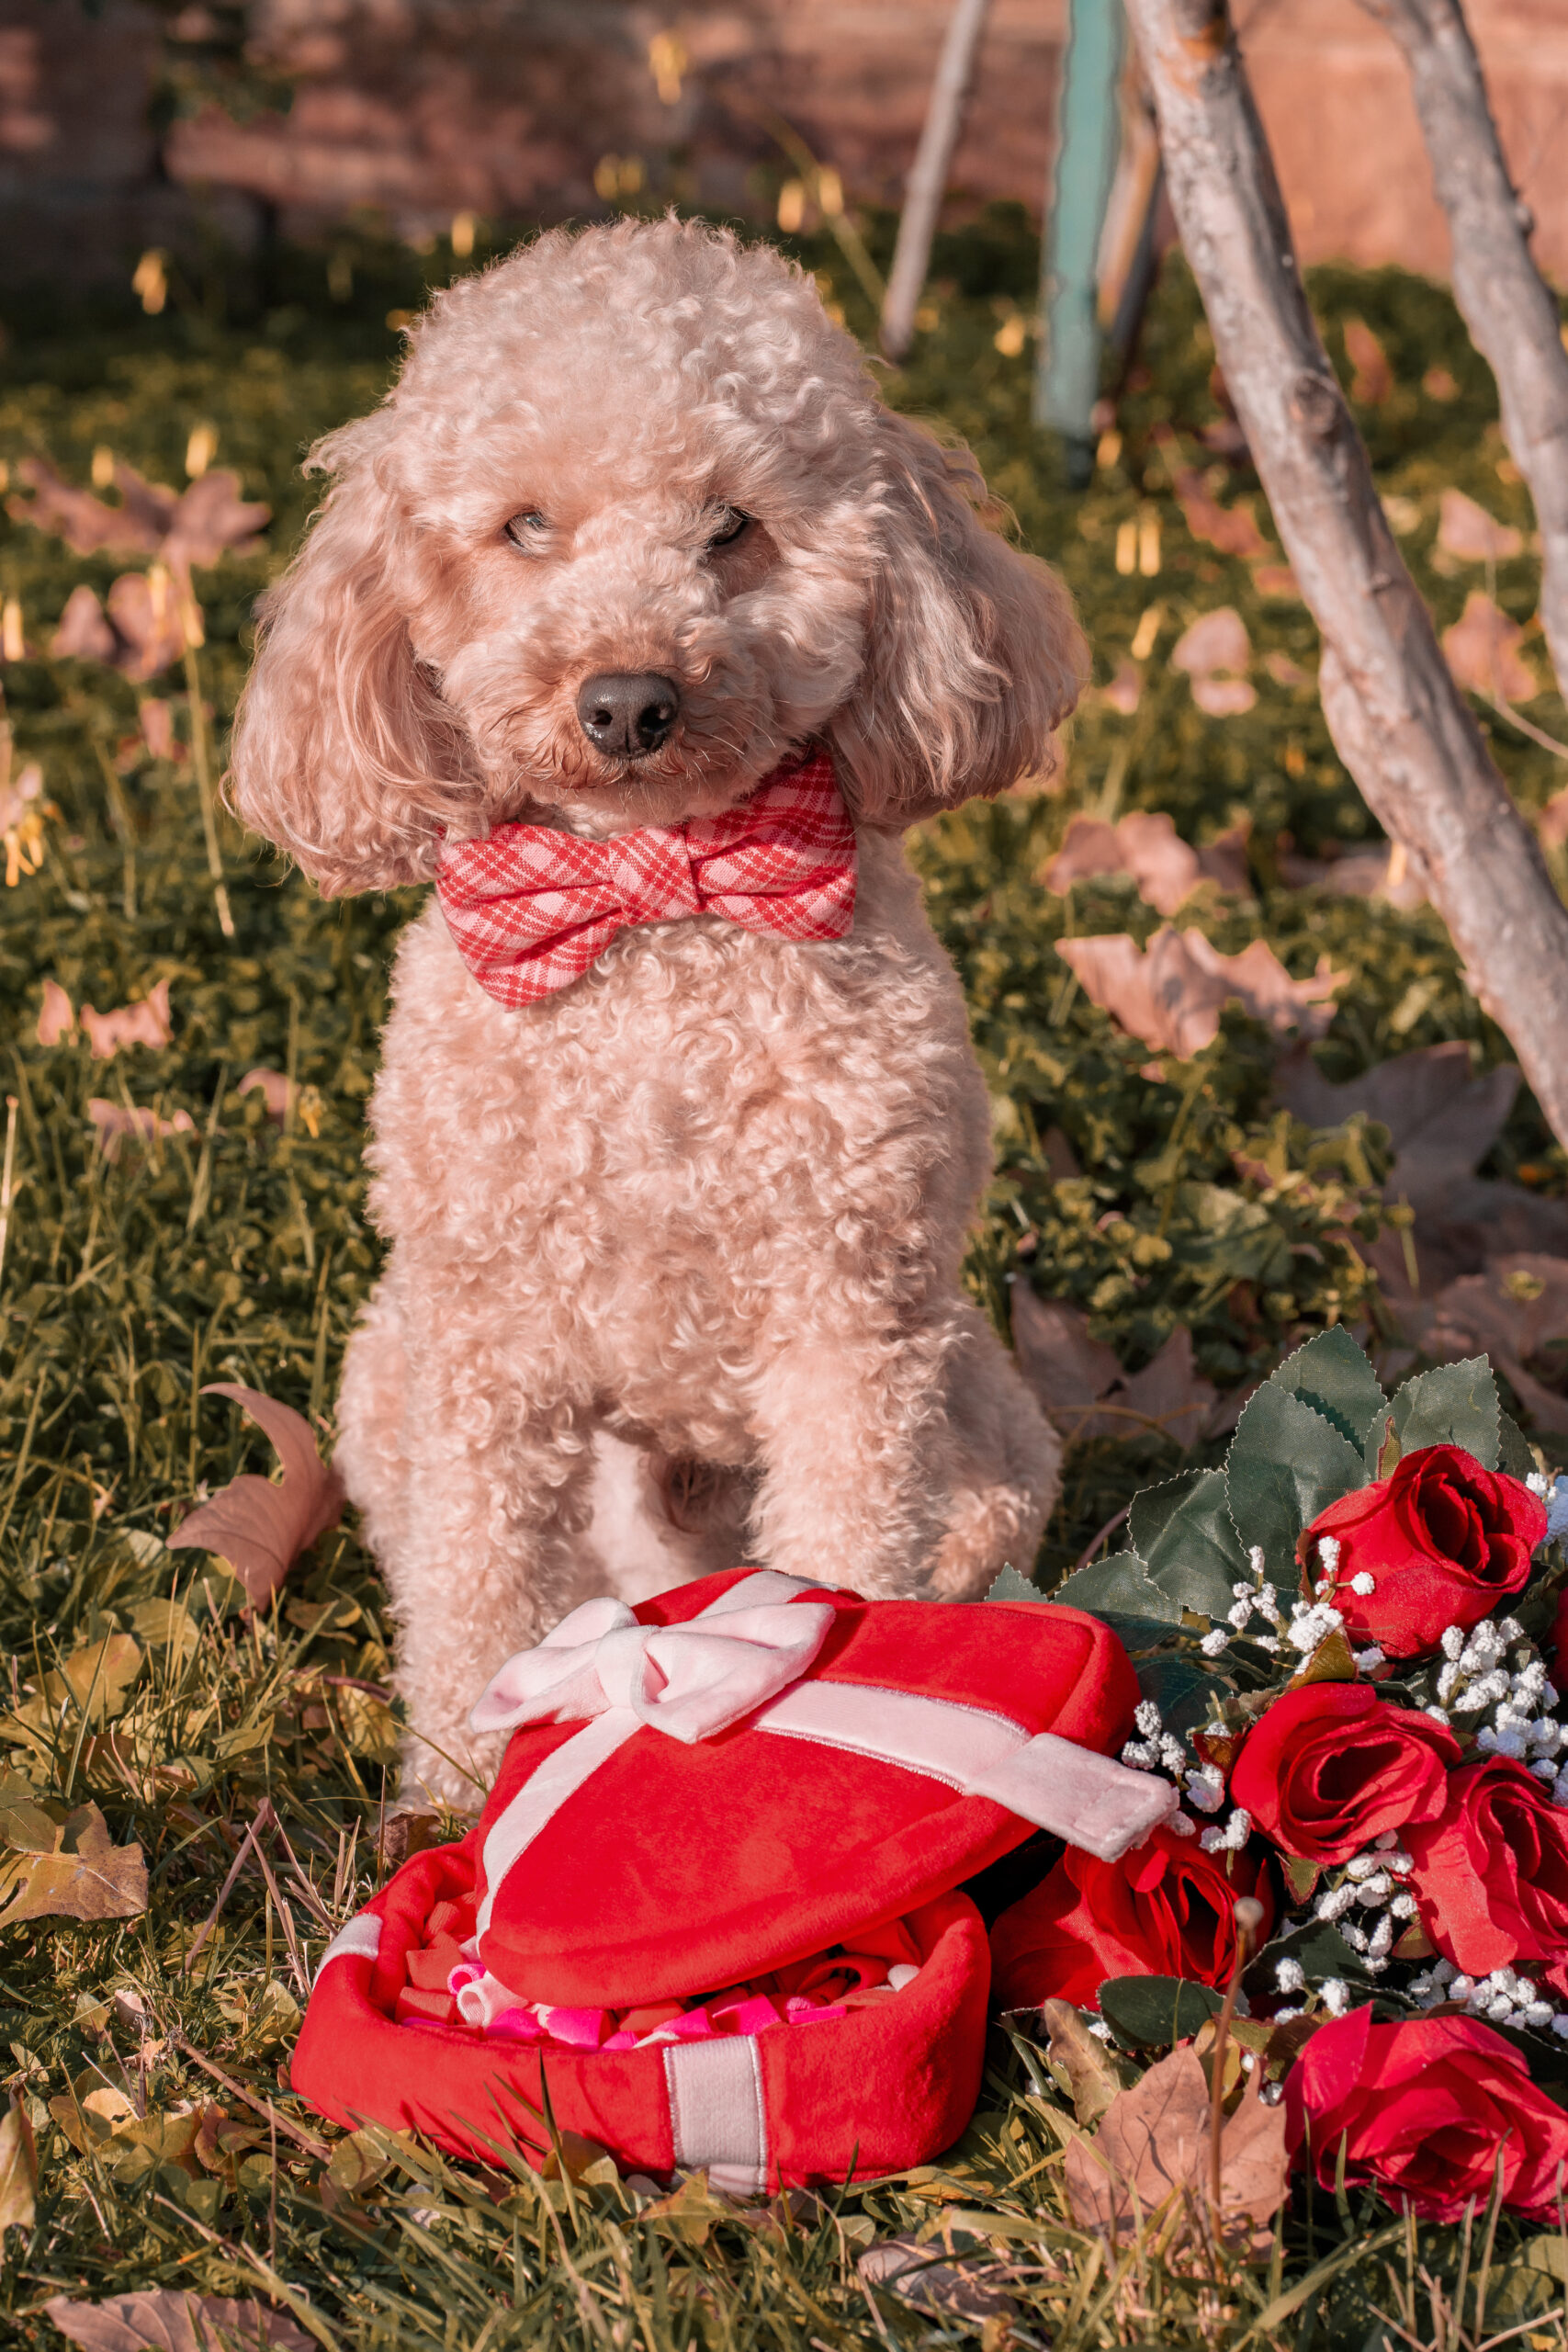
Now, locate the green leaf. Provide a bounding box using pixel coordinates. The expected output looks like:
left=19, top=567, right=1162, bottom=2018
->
left=1498, top=1409, right=1539, bottom=1482
left=1378, top=1356, right=1500, bottom=1470
left=1224, top=1385, right=1368, bottom=1583
left=983, top=1565, right=1042, bottom=1603
left=1096, top=1612, right=1197, bottom=1652
left=1134, top=1653, right=1224, bottom=1736
left=1051, top=1551, right=1179, bottom=1624
left=1097, top=1974, right=1223, bottom=2050
left=1131, top=1467, right=1249, bottom=1622
left=1246, top=1918, right=1366, bottom=1998
left=1269, top=1327, right=1386, bottom=1449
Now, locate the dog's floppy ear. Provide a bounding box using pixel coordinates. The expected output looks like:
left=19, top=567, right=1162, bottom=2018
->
left=827, top=409, right=1088, bottom=827
left=228, top=423, right=482, bottom=896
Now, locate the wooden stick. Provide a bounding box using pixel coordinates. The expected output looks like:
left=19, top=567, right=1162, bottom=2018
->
left=184, top=1798, right=276, bottom=1973
left=1354, top=0, right=1568, bottom=703
left=169, top=2032, right=331, bottom=2162
left=881, top=0, right=992, bottom=361
left=1208, top=1894, right=1262, bottom=2225
left=182, top=633, right=235, bottom=942
left=0, top=1093, right=17, bottom=1300
left=1123, top=0, right=1568, bottom=1155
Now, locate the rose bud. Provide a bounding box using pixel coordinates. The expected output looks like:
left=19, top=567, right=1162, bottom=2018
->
left=1228, top=1681, right=1459, bottom=1863
left=1286, top=2007, right=1568, bottom=2222
left=988, top=1822, right=1274, bottom=2011
left=1299, top=1444, right=1545, bottom=1659
left=1405, top=1754, right=1568, bottom=1975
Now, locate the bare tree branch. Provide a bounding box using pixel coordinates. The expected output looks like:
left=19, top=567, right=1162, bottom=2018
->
left=1356, top=0, right=1568, bottom=703
left=1122, top=0, right=1568, bottom=1150
left=881, top=0, right=992, bottom=361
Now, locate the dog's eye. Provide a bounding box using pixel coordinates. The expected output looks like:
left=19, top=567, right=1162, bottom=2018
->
left=707, top=507, right=751, bottom=550
left=504, top=510, right=549, bottom=549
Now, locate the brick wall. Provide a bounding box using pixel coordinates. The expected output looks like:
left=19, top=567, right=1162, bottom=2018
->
left=0, top=0, right=1564, bottom=289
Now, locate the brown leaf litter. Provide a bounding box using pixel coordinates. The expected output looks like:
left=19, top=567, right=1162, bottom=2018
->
left=1064, top=2043, right=1289, bottom=2257
left=1057, top=927, right=1346, bottom=1060
left=1041, top=810, right=1250, bottom=917
left=1011, top=1287, right=1224, bottom=1449
left=170, top=1385, right=345, bottom=1607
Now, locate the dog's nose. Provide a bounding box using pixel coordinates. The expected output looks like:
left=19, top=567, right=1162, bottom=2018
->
left=575, top=672, right=681, bottom=758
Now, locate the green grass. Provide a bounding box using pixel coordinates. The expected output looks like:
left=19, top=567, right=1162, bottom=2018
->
left=2, top=210, right=1568, bottom=2346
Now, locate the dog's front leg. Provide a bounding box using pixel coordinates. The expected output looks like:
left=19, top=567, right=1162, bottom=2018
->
left=376, top=1396, right=595, bottom=1814
left=745, top=1322, right=958, bottom=1598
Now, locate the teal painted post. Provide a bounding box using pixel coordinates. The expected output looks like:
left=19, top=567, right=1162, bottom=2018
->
left=1035, top=0, right=1124, bottom=482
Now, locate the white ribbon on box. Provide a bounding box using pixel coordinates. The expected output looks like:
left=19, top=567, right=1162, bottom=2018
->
left=466, top=1572, right=1176, bottom=1935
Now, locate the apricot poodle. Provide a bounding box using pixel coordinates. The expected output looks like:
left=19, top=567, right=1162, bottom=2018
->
left=231, top=217, right=1088, bottom=1809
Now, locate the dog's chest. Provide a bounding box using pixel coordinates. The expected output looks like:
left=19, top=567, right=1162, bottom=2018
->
left=369, top=833, right=987, bottom=1230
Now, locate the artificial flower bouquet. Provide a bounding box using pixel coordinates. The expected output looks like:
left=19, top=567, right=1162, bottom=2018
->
left=1003, top=1325, right=1568, bottom=2224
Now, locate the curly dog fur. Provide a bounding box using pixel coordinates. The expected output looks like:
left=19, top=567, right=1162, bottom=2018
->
left=230, top=217, right=1088, bottom=1808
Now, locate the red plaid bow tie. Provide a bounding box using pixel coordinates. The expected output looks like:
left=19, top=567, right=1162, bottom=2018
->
left=436, top=750, right=857, bottom=1008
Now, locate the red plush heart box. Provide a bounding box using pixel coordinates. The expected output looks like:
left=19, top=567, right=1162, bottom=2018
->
left=293, top=1569, right=1166, bottom=2189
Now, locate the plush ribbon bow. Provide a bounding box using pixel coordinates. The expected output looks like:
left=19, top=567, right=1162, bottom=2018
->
left=468, top=1583, right=837, bottom=1747
left=436, top=749, right=856, bottom=1009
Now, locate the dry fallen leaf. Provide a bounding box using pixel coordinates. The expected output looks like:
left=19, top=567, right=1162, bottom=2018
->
left=1540, top=787, right=1568, bottom=852
left=1264, top=649, right=1312, bottom=689
left=1011, top=1290, right=1219, bottom=1447
left=1010, top=1286, right=1121, bottom=1430
left=240, top=1068, right=292, bottom=1121
left=1057, top=931, right=1228, bottom=1060
left=0, top=1801, right=147, bottom=1926
left=1172, top=469, right=1270, bottom=560
left=169, top=1384, right=345, bottom=1607
left=1171, top=609, right=1251, bottom=679
left=1065, top=2045, right=1288, bottom=2256
left=86, top=1101, right=196, bottom=1160
left=1170, top=607, right=1256, bottom=714
left=52, top=577, right=186, bottom=684
left=78, top=980, right=173, bottom=1060
left=44, top=2291, right=311, bottom=2352
left=1115, top=1328, right=1220, bottom=1449
left=1042, top=1996, right=1132, bottom=2124
left=1437, top=487, right=1524, bottom=564
left=1422, top=1254, right=1568, bottom=1438
left=1343, top=317, right=1393, bottom=406
left=858, top=2237, right=1019, bottom=2327
left=51, top=583, right=118, bottom=664
left=105, top=571, right=191, bottom=684
left=11, top=457, right=268, bottom=570
left=1058, top=927, right=1343, bottom=1060
left=0, top=2095, right=37, bottom=2238
left=1442, top=590, right=1538, bottom=702
left=1096, top=656, right=1142, bottom=715
left=1275, top=841, right=1427, bottom=911
left=139, top=696, right=175, bottom=760
left=1275, top=1039, right=1519, bottom=1216
left=1041, top=812, right=1249, bottom=918
left=161, top=470, right=272, bottom=571
left=1250, top=562, right=1302, bottom=601
left=37, top=977, right=74, bottom=1046
left=1276, top=1041, right=1568, bottom=1330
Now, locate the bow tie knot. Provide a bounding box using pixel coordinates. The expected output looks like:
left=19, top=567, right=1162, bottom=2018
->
left=604, top=827, right=702, bottom=929
left=469, top=1583, right=836, bottom=1746
left=437, top=750, right=856, bottom=1009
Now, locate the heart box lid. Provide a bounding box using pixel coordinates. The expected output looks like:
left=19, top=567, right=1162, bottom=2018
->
left=465, top=1568, right=1171, bottom=2008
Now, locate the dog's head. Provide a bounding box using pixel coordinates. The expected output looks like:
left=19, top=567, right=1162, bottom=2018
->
left=230, top=217, right=1087, bottom=892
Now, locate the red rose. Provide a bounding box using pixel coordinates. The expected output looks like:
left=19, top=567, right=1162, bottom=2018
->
left=988, top=1823, right=1274, bottom=2011
left=1300, top=1445, right=1544, bottom=1659
left=1405, top=1755, right=1568, bottom=1975
left=1286, top=2007, right=1568, bottom=2222
left=1228, top=1682, right=1460, bottom=1863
